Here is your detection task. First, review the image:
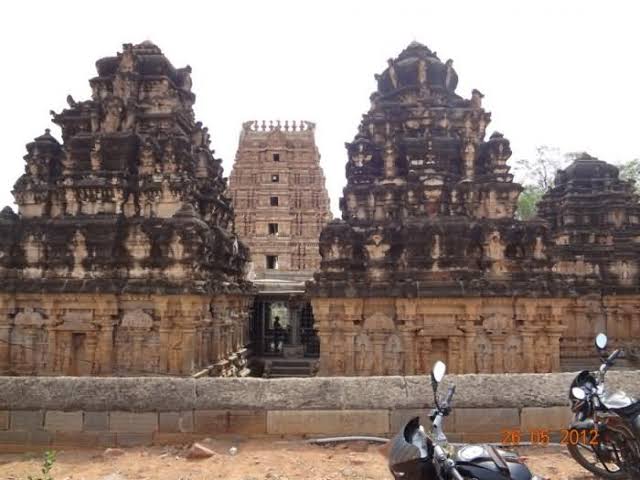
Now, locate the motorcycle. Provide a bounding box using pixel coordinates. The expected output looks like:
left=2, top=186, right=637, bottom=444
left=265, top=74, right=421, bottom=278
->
left=388, top=360, right=541, bottom=479
left=567, top=333, right=640, bottom=479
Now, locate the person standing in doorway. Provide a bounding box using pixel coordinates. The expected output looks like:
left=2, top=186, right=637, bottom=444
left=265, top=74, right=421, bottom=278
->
left=273, top=316, right=283, bottom=352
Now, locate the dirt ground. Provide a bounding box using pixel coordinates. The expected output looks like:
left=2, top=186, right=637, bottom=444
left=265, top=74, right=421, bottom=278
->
left=0, top=438, right=597, bottom=480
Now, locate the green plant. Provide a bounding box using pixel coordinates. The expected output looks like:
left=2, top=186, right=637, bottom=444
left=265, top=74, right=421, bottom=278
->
left=27, top=450, right=56, bottom=480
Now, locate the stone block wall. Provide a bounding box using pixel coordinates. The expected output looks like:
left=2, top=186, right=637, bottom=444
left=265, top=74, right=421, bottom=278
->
left=0, top=372, right=638, bottom=451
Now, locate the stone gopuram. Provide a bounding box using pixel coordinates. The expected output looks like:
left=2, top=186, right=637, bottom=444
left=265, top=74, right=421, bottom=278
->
left=308, top=42, right=640, bottom=376
left=0, top=42, right=253, bottom=376
left=229, top=120, right=332, bottom=275
left=228, top=121, right=331, bottom=370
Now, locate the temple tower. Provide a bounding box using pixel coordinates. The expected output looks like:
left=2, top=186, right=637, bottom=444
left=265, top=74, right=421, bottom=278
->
left=228, top=120, right=332, bottom=374
left=0, top=42, right=253, bottom=377
left=308, top=42, right=640, bottom=376
left=229, top=120, right=332, bottom=275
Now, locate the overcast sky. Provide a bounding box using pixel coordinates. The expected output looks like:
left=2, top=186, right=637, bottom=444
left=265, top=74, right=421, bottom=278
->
left=1, top=1, right=638, bottom=217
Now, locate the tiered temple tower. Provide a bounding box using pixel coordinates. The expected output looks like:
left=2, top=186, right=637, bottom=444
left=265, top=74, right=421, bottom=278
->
left=537, top=153, right=640, bottom=365
left=308, top=42, right=640, bottom=375
left=0, top=42, right=253, bottom=377
left=228, top=120, right=331, bottom=372
left=229, top=120, right=332, bottom=275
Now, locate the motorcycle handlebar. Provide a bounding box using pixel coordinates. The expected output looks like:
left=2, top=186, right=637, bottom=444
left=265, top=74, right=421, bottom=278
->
left=606, top=349, right=622, bottom=365
left=445, top=385, right=456, bottom=405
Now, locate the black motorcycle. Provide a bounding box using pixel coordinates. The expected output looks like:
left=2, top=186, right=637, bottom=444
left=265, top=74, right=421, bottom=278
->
left=567, top=333, right=640, bottom=479
left=388, top=361, right=541, bottom=480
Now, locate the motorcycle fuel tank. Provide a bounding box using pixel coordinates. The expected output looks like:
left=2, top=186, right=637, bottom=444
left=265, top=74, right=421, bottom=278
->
left=602, top=390, right=636, bottom=410
left=455, top=445, right=533, bottom=480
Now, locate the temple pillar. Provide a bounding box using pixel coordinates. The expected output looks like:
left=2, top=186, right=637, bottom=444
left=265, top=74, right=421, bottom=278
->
left=417, top=334, right=432, bottom=374
left=459, top=319, right=476, bottom=373
left=316, top=331, right=331, bottom=376
left=0, top=325, right=11, bottom=374
left=24, top=329, right=36, bottom=374
left=289, top=303, right=302, bottom=346
left=131, top=332, right=144, bottom=372
left=343, top=329, right=357, bottom=376
left=181, top=328, right=196, bottom=374
left=490, top=333, right=506, bottom=373
left=96, top=326, right=112, bottom=374
left=371, top=333, right=386, bottom=375
left=521, top=329, right=536, bottom=373
left=85, top=331, right=98, bottom=375
left=45, top=328, right=57, bottom=374
left=158, top=328, right=170, bottom=372
left=447, top=336, right=462, bottom=374
left=401, top=329, right=415, bottom=375
left=60, top=331, right=73, bottom=375
left=547, top=326, right=565, bottom=373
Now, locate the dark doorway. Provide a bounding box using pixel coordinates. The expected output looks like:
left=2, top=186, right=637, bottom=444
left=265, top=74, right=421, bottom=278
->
left=250, top=298, right=319, bottom=358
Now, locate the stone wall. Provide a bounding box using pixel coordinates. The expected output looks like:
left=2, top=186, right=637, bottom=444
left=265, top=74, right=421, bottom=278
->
left=0, top=293, right=252, bottom=377
left=1, top=372, right=638, bottom=451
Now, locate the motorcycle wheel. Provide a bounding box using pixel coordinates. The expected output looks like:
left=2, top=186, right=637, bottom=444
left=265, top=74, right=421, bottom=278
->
left=566, top=440, right=628, bottom=479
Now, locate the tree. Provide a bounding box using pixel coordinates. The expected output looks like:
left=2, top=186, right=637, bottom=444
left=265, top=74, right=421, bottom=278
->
left=513, top=145, right=566, bottom=190
left=513, top=145, right=570, bottom=219
left=618, top=158, right=640, bottom=192
left=517, top=185, right=544, bottom=221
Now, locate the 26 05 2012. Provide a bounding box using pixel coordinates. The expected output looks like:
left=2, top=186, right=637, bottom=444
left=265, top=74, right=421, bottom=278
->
left=501, top=429, right=599, bottom=446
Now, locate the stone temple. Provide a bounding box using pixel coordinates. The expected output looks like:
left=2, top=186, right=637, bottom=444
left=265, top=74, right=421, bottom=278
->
left=0, top=42, right=253, bottom=376
left=308, top=42, right=640, bottom=375
left=1, top=40, right=639, bottom=378
left=229, top=121, right=331, bottom=375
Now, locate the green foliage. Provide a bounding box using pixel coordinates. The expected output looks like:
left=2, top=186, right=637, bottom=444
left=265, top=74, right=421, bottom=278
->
left=27, top=450, right=56, bottom=480
left=516, top=185, right=544, bottom=220
left=618, top=158, right=640, bottom=192
left=513, top=145, right=570, bottom=219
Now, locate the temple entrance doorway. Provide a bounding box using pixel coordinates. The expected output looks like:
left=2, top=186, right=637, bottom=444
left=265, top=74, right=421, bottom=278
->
left=250, top=295, right=319, bottom=377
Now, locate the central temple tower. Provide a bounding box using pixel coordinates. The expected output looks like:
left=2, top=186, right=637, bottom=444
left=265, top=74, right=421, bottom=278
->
left=308, top=42, right=564, bottom=376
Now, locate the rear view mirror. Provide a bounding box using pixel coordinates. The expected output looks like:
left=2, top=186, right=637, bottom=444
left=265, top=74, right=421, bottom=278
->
left=432, top=361, right=446, bottom=383
left=571, top=387, right=586, bottom=400
left=595, top=333, right=608, bottom=350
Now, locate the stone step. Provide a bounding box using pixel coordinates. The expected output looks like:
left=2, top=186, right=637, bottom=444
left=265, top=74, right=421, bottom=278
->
left=269, top=373, right=313, bottom=378
left=270, top=363, right=312, bottom=371
left=271, top=361, right=311, bottom=368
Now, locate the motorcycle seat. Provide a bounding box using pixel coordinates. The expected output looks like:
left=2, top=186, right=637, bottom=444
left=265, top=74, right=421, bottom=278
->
left=611, top=399, right=640, bottom=419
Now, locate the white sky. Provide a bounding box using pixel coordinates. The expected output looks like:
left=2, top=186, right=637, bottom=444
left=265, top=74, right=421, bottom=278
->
left=1, top=0, right=638, bottom=217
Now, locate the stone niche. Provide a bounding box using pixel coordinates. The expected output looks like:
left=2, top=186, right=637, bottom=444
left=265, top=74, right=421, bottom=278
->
left=0, top=41, right=254, bottom=376
left=308, top=43, right=640, bottom=375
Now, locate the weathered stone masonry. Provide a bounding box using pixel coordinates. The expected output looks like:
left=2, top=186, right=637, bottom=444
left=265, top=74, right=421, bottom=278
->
left=0, top=42, right=254, bottom=376
left=0, top=373, right=638, bottom=450
left=308, top=42, right=640, bottom=376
